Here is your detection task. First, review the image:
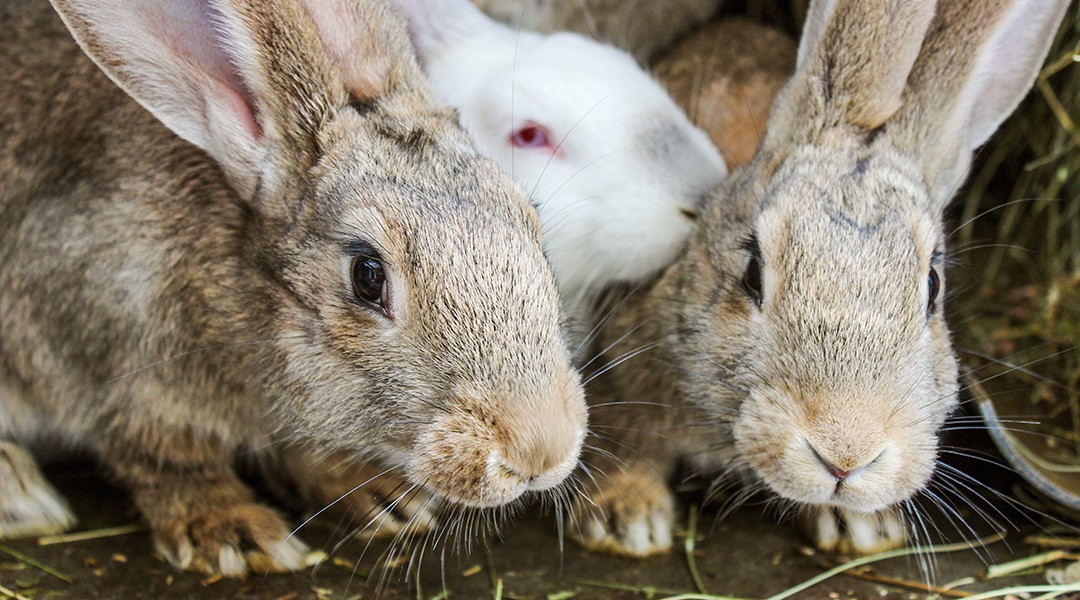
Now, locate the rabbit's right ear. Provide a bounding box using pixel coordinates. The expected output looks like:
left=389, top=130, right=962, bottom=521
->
left=49, top=0, right=411, bottom=203
left=50, top=0, right=279, bottom=200
left=391, top=0, right=497, bottom=58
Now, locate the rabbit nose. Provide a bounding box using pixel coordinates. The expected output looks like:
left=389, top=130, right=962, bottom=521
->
left=821, top=459, right=850, bottom=481
left=811, top=446, right=882, bottom=482
left=496, top=425, right=582, bottom=491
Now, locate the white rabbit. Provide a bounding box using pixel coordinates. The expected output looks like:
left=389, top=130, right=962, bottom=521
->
left=392, top=0, right=727, bottom=344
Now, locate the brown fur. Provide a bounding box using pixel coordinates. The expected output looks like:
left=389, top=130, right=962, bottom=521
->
left=653, top=18, right=797, bottom=169
left=0, top=0, right=586, bottom=576
left=571, top=0, right=1070, bottom=557
left=472, top=0, right=722, bottom=60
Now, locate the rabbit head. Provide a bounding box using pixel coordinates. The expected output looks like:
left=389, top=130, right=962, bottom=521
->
left=48, top=0, right=586, bottom=509
left=671, top=0, right=1070, bottom=513
left=392, top=0, right=727, bottom=321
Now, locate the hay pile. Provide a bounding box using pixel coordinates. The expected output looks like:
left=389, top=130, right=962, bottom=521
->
left=951, top=5, right=1080, bottom=471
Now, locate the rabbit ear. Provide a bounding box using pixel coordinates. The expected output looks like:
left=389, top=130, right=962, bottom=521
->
left=794, top=0, right=835, bottom=70
left=391, top=0, right=497, bottom=58
left=888, top=0, right=1071, bottom=204
left=49, top=0, right=405, bottom=201
left=768, top=0, right=935, bottom=144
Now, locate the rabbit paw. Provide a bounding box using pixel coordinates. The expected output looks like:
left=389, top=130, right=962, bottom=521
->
left=0, top=442, right=76, bottom=538
left=569, top=469, right=675, bottom=557
left=153, top=502, right=309, bottom=577
left=313, top=468, right=438, bottom=541
left=280, top=452, right=438, bottom=540
left=806, top=506, right=906, bottom=555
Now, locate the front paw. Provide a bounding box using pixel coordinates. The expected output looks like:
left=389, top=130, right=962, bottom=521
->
left=273, top=450, right=438, bottom=541
left=152, top=501, right=309, bottom=577
left=0, top=442, right=76, bottom=538
left=569, top=469, right=675, bottom=557
left=309, top=464, right=438, bottom=541
left=805, top=506, right=906, bottom=555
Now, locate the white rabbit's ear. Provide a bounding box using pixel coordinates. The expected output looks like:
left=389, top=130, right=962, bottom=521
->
left=767, top=0, right=935, bottom=147
left=390, top=0, right=497, bottom=58
left=50, top=0, right=404, bottom=202
left=889, top=0, right=1071, bottom=204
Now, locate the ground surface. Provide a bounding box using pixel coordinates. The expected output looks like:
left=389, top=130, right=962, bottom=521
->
left=0, top=461, right=1062, bottom=600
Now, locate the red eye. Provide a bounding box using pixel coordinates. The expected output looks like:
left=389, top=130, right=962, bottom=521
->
left=510, top=124, right=551, bottom=149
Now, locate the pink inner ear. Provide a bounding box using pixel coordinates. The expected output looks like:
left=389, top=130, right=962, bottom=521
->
left=145, top=1, right=263, bottom=141
left=210, top=75, right=262, bottom=141
left=300, top=0, right=390, bottom=101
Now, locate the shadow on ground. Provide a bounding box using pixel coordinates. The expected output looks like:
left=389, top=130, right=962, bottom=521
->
left=0, top=458, right=1063, bottom=600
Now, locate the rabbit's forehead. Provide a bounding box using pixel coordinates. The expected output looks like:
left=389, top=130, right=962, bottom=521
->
left=760, top=154, right=938, bottom=265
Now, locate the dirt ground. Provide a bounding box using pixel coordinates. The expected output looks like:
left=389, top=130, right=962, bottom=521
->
left=0, top=456, right=1064, bottom=600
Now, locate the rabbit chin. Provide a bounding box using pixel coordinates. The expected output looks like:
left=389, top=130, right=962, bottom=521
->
left=734, top=414, right=937, bottom=514
left=405, top=408, right=585, bottom=509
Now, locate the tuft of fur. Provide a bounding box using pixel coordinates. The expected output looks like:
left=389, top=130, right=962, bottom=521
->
left=392, top=0, right=727, bottom=343
left=572, top=0, right=1071, bottom=557
left=0, top=0, right=586, bottom=576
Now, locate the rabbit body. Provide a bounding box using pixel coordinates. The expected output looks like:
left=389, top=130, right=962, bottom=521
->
left=393, top=0, right=727, bottom=342
left=0, top=0, right=586, bottom=576
left=572, top=0, right=1071, bottom=557
left=653, top=18, right=796, bottom=171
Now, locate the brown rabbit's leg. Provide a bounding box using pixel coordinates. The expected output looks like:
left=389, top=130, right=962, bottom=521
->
left=804, top=505, right=906, bottom=555
left=569, top=462, right=676, bottom=557
left=103, top=436, right=308, bottom=577
left=275, top=447, right=437, bottom=541
left=0, top=441, right=76, bottom=538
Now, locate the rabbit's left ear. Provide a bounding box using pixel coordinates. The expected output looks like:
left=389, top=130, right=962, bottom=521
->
left=300, top=0, right=419, bottom=102
left=390, top=0, right=498, bottom=59
left=764, top=0, right=936, bottom=151
left=889, top=0, right=1072, bottom=204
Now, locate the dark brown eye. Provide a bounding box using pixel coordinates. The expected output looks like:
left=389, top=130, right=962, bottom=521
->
left=927, top=266, right=940, bottom=315
left=351, top=256, right=386, bottom=308
left=741, top=236, right=763, bottom=308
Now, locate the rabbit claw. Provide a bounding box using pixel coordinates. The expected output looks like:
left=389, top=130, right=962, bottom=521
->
left=153, top=501, right=309, bottom=578
left=0, top=442, right=76, bottom=539
left=570, top=469, right=674, bottom=557
left=806, top=505, right=906, bottom=555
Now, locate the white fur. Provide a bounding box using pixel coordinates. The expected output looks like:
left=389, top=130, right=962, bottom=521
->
left=392, top=0, right=727, bottom=334
left=0, top=443, right=77, bottom=538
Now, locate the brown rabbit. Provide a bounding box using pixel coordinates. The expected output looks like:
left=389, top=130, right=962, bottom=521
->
left=473, top=0, right=723, bottom=60
left=653, top=18, right=797, bottom=170
left=570, top=0, right=1070, bottom=558
left=0, top=0, right=586, bottom=577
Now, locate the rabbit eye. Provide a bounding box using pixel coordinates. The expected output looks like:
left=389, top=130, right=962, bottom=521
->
left=510, top=124, right=551, bottom=149
left=351, top=256, right=388, bottom=313
left=740, top=236, right=764, bottom=308
left=927, top=266, right=940, bottom=315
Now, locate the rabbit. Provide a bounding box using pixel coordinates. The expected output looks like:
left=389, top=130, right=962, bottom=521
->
left=653, top=17, right=797, bottom=171
left=472, top=0, right=723, bottom=61
left=0, top=0, right=588, bottom=578
left=569, top=0, right=1071, bottom=558
left=391, top=0, right=727, bottom=344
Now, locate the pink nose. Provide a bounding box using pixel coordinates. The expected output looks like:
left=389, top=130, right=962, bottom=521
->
left=822, top=461, right=850, bottom=481
left=812, top=448, right=852, bottom=481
